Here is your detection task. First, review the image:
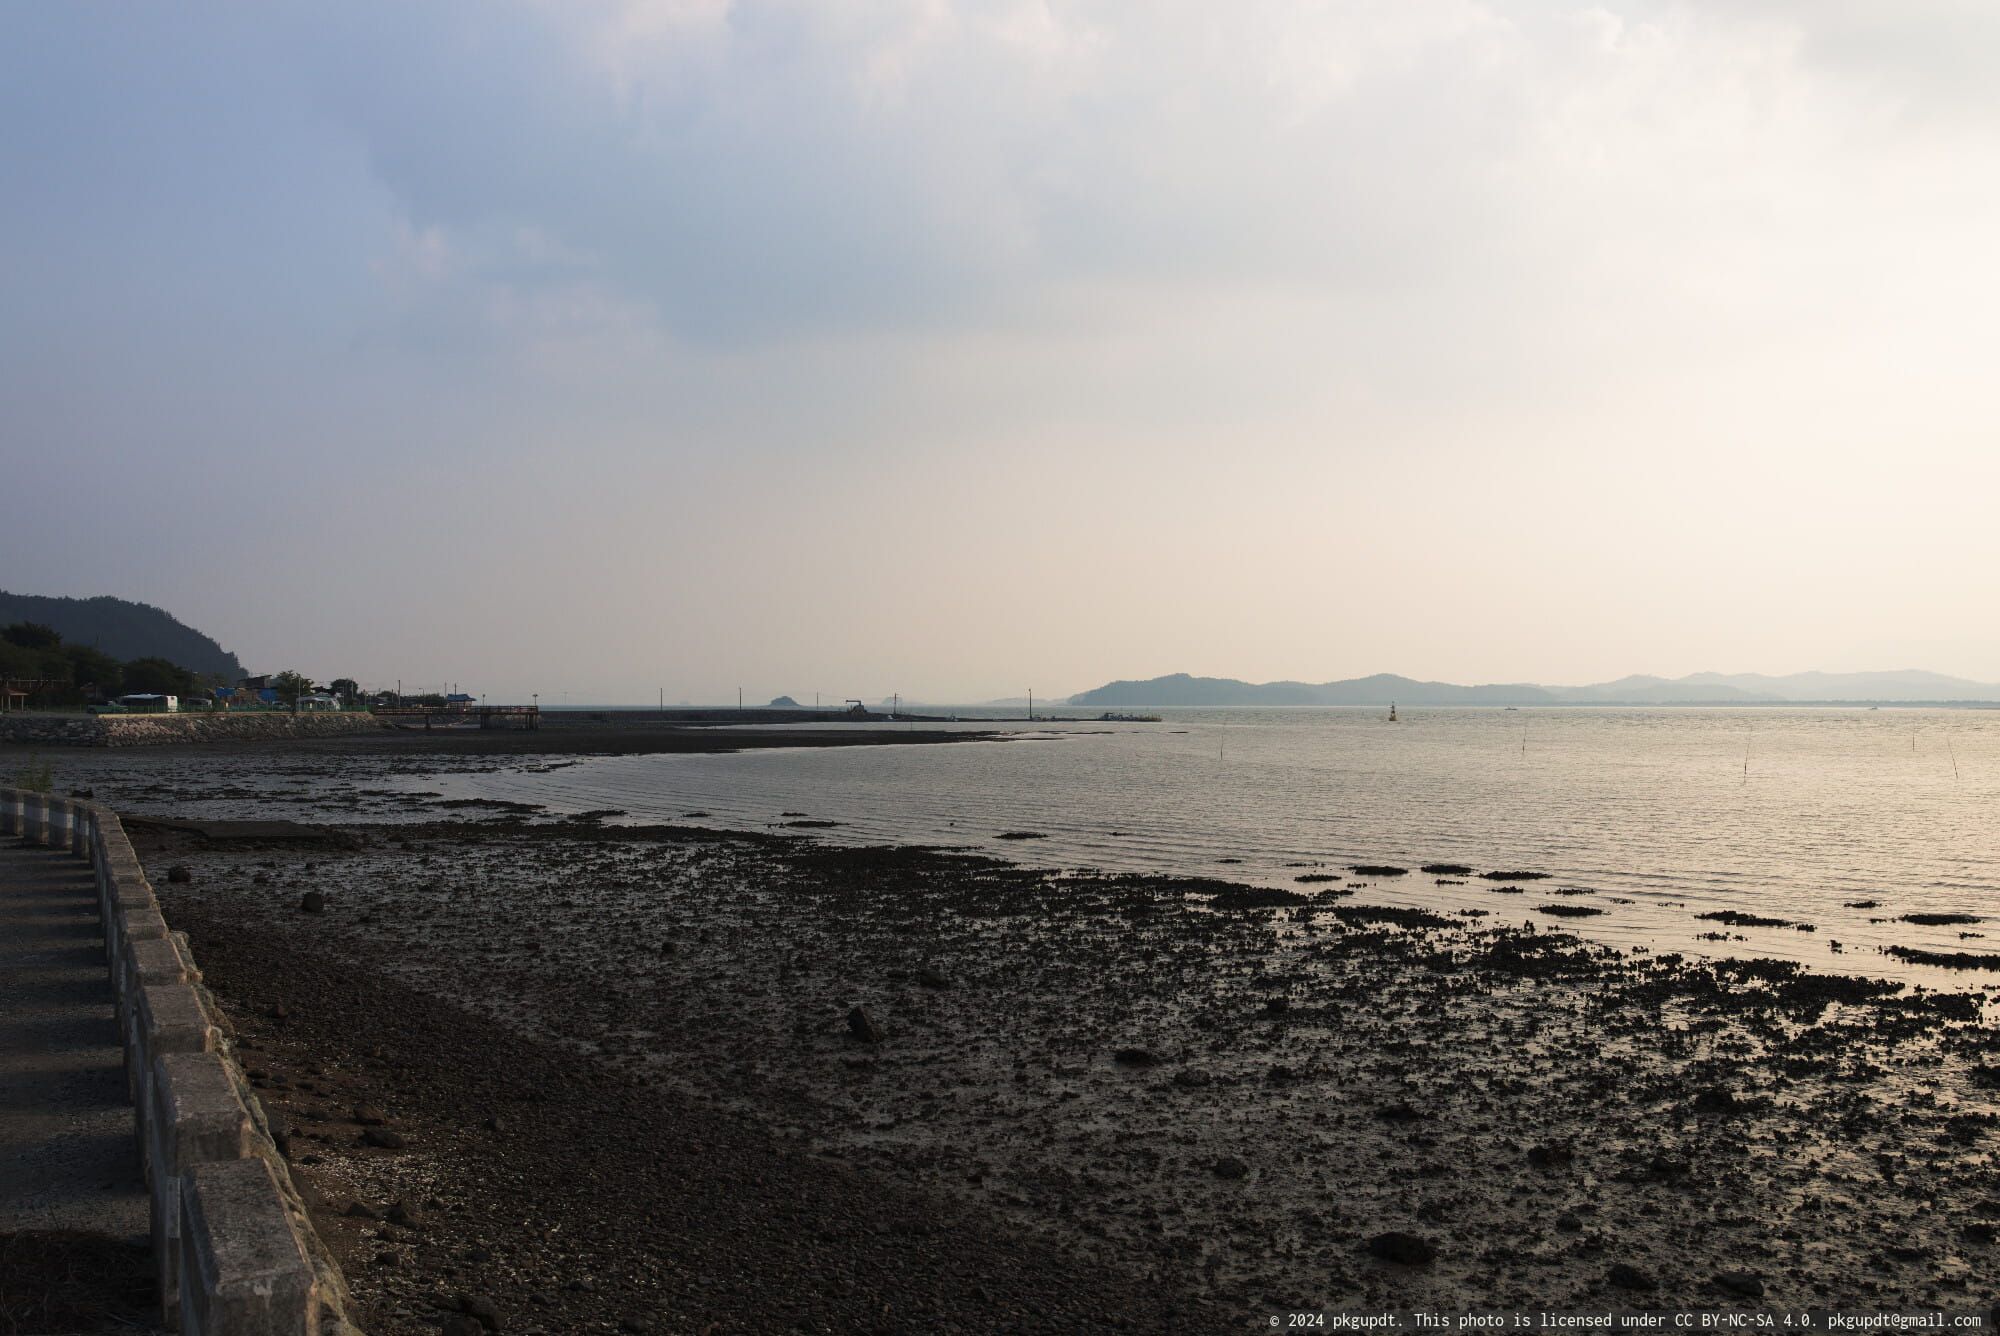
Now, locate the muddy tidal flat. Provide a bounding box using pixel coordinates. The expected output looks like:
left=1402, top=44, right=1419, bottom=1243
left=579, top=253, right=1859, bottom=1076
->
left=128, top=806, right=2000, bottom=1333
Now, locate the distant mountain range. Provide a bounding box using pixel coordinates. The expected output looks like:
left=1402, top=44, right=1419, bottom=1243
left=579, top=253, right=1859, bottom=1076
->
left=0, top=591, right=247, bottom=680
left=1068, top=669, right=2000, bottom=707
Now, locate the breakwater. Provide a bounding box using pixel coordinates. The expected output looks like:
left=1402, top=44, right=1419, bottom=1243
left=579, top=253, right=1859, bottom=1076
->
left=1, top=787, right=358, bottom=1335
left=0, top=711, right=387, bottom=747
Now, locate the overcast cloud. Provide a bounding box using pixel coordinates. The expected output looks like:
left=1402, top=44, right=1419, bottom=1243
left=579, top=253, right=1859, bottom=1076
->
left=4, top=2, right=1998, bottom=701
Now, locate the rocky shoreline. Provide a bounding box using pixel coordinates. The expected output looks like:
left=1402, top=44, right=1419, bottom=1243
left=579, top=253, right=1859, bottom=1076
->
left=131, top=812, right=2000, bottom=1330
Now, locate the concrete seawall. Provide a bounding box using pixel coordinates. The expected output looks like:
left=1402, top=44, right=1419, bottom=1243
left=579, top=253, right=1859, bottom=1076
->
left=0, top=712, right=388, bottom=747
left=2, top=786, right=360, bottom=1336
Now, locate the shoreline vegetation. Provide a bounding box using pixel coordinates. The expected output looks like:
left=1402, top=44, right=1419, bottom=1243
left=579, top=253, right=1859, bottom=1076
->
left=121, top=763, right=2000, bottom=1330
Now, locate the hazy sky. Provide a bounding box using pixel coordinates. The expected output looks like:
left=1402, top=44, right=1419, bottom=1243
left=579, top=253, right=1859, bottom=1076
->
left=5, top=2, right=2000, bottom=702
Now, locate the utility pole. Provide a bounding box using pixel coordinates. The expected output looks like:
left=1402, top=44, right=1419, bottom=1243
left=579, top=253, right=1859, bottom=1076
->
left=1028, top=688, right=1033, bottom=721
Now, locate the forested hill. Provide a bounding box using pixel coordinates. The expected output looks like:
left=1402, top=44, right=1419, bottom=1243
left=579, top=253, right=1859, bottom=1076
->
left=0, top=591, right=246, bottom=680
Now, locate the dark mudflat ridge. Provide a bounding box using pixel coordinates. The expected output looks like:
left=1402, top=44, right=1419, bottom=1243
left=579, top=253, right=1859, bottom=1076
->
left=1, top=722, right=1001, bottom=760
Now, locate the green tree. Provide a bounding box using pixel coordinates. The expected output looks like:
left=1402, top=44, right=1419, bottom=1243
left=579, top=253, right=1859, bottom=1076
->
left=0, top=631, right=70, bottom=705
left=122, top=657, right=199, bottom=697
left=329, top=677, right=359, bottom=701
left=63, top=645, right=122, bottom=697
left=269, top=670, right=314, bottom=711
left=2, top=622, right=62, bottom=650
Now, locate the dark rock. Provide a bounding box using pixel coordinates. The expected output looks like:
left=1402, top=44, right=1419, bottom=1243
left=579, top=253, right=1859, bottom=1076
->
left=388, top=1199, right=425, bottom=1227
left=363, top=1127, right=408, bottom=1150
left=166, top=865, right=193, bottom=884
left=1211, top=1156, right=1249, bottom=1180
left=1526, top=1142, right=1574, bottom=1168
left=458, top=1293, right=504, bottom=1331
left=847, top=1007, right=884, bottom=1043
left=343, top=1200, right=380, bottom=1220
left=1112, top=1048, right=1159, bottom=1068
left=440, top=1317, right=485, bottom=1336
left=916, top=968, right=953, bottom=990
left=1608, top=1262, right=1657, bottom=1290
left=1367, top=1232, right=1436, bottom=1265
left=1691, top=1086, right=1744, bottom=1115
left=1715, top=1271, right=1765, bottom=1298
left=353, top=1102, right=388, bottom=1126
left=299, top=890, right=327, bottom=914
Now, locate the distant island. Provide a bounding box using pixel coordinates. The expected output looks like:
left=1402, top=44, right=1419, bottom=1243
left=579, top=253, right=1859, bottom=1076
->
left=1068, top=669, right=2000, bottom=707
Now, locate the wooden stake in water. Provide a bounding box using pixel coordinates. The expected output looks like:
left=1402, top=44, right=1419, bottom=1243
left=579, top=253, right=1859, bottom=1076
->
left=1947, top=736, right=1960, bottom=781
left=1742, top=731, right=1751, bottom=785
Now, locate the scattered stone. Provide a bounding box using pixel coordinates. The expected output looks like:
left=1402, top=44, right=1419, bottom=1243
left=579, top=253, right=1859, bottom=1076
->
left=1714, top=1271, right=1765, bottom=1299
left=916, top=968, right=953, bottom=990
left=353, top=1102, right=388, bottom=1126
left=457, top=1293, right=504, bottom=1331
left=1608, top=1262, right=1657, bottom=1290
left=1112, top=1048, right=1159, bottom=1068
left=363, top=1127, right=408, bottom=1150
left=1367, top=1232, right=1436, bottom=1265
left=847, top=1007, right=884, bottom=1043
left=166, top=865, right=192, bottom=883
left=299, top=890, right=327, bottom=914
left=387, top=1199, right=425, bottom=1227
left=1691, top=1086, right=1746, bottom=1115
left=1211, top=1156, right=1249, bottom=1180
left=343, top=1200, right=380, bottom=1220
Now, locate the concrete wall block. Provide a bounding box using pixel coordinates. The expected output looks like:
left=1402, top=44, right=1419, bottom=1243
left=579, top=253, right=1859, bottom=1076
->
left=135, top=984, right=216, bottom=1175
left=112, top=903, right=170, bottom=973
left=177, top=1157, right=320, bottom=1336
left=150, top=1052, right=254, bottom=1325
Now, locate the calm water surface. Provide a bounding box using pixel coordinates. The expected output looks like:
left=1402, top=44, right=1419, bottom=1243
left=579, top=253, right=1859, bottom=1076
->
left=414, top=707, right=2000, bottom=983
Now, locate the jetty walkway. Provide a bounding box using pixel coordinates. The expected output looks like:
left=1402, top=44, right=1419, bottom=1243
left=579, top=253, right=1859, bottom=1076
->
left=0, top=835, right=150, bottom=1239
left=0, top=790, right=355, bottom=1335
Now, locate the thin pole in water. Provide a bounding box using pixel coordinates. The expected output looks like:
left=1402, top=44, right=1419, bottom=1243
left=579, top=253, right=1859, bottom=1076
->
left=1742, top=732, right=1751, bottom=785
left=1947, top=736, right=1961, bottom=782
